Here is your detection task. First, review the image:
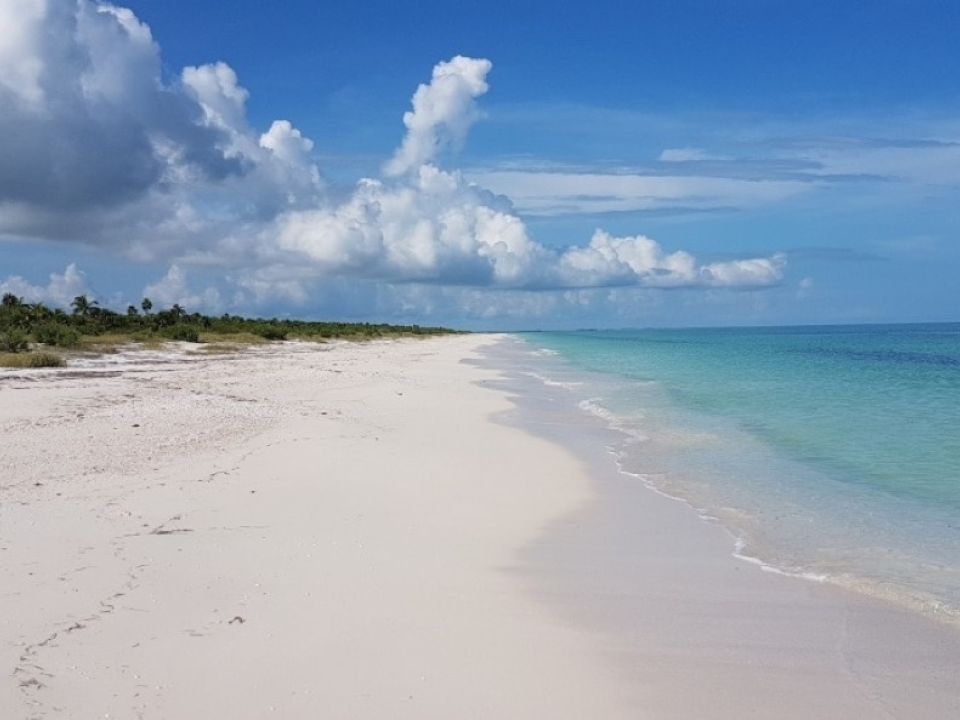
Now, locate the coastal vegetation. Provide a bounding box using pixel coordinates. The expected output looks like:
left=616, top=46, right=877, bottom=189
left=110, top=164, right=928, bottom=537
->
left=0, top=351, right=65, bottom=368
left=0, top=292, right=455, bottom=367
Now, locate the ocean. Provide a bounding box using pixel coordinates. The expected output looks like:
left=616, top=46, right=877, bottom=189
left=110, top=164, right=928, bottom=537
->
left=515, top=323, right=960, bottom=624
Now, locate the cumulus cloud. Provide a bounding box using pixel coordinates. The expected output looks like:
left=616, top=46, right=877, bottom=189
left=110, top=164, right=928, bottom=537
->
left=0, top=1, right=787, bottom=317
left=0, top=0, right=320, bottom=246
left=0, top=264, right=91, bottom=307
left=182, top=61, right=250, bottom=139
left=264, top=165, right=551, bottom=286
left=142, top=265, right=222, bottom=313
left=384, top=56, right=492, bottom=177
left=0, top=1, right=233, bottom=212
left=262, top=168, right=785, bottom=290
left=557, top=231, right=785, bottom=289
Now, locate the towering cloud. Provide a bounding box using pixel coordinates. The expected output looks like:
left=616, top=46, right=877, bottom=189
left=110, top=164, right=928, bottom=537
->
left=0, top=2, right=233, bottom=212
left=384, top=56, right=493, bottom=177
left=0, top=1, right=786, bottom=314
left=0, top=0, right=319, bottom=247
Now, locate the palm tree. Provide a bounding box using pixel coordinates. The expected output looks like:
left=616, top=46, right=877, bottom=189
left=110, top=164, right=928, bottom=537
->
left=28, top=303, right=52, bottom=323
left=171, top=303, right=185, bottom=319
left=127, top=305, right=139, bottom=317
left=71, top=295, right=101, bottom=322
left=2, top=292, right=22, bottom=308
left=71, top=295, right=92, bottom=317
left=141, top=297, right=153, bottom=315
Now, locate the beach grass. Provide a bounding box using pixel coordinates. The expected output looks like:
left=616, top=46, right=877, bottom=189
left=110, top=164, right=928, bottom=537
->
left=0, top=351, right=66, bottom=368
left=197, top=331, right=268, bottom=345
left=75, top=333, right=141, bottom=353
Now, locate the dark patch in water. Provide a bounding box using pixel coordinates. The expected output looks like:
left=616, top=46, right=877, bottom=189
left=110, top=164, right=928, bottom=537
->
left=791, top=347, right=960, bottom=367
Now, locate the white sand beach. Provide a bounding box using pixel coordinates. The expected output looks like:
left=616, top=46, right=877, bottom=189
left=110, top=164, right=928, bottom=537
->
left=2, top=335, right=958, bottom=719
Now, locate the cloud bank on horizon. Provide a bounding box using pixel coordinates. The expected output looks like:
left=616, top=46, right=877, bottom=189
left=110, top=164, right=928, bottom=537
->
left=0, top=0, right=785, bottom=315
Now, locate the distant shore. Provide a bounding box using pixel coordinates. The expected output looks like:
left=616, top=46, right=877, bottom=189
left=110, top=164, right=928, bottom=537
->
left=1, top=335, right=957, bottom=719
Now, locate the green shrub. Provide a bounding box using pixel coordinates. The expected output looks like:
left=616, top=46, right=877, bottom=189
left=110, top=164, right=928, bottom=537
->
left=0, top=329, right=28, bottom=353
left=162, top=325, right=200, bottom=343
left=255, top=326, right=287, bottom=341
left=33, top=323, right=81, bottom=348
left=0, top=351, right=65, bottom=368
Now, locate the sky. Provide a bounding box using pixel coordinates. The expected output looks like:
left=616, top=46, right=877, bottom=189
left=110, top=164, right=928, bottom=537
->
left=1, top=0, right=958, bottom=329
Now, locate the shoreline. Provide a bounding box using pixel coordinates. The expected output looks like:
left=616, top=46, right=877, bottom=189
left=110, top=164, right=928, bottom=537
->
left=2, top=334, right=958, bottom=718
left=480, top=335, right=960, bottom=718
left=507, top=331, right=960, bottom=630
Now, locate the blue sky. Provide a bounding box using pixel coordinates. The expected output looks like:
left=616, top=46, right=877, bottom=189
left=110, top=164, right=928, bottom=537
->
left=1, top=0, right=958, bottom=328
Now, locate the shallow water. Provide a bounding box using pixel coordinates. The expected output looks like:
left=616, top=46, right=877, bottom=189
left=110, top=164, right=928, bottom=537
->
left=513, top=324, right=960, bottom=623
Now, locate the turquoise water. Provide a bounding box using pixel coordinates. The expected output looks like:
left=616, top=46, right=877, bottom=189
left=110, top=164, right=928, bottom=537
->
left=519, top=324, right=960, bottom=622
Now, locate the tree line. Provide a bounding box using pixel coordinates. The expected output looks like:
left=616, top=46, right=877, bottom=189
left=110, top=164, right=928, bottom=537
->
left=0, top=292, right=455, bottom=354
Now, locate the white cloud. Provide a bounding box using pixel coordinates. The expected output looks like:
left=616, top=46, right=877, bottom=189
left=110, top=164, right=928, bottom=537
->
left=465, top=170, right=808, bottom=216
left=701, top=253, right=787, bottom=287
left=797, top=276, right=815, bottom=300
left=0, top=0, right=320, bottom=246
left=143, top=265, right=222, bottom=313
left=259, top=167, right=785, bottom=290
left=384, top=56, right=492, bottom=177
left=556, top=231, right=784, bottom=288
left=264, top=165, right=552, bottom=286
left=0, top=263, right=91, bottom=308
left=182, top=61, right=250, bottom=140
left=800, top=142, right=960, bottom=185
left=0, top=2, right=787, bottom=318
left=0, top=0, right=46, bottom=106
left=659, top=147, right=725, bottom=162
left=260, top=120, right=314, bottom=165
left=232, top=274, right=308, bottom=306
